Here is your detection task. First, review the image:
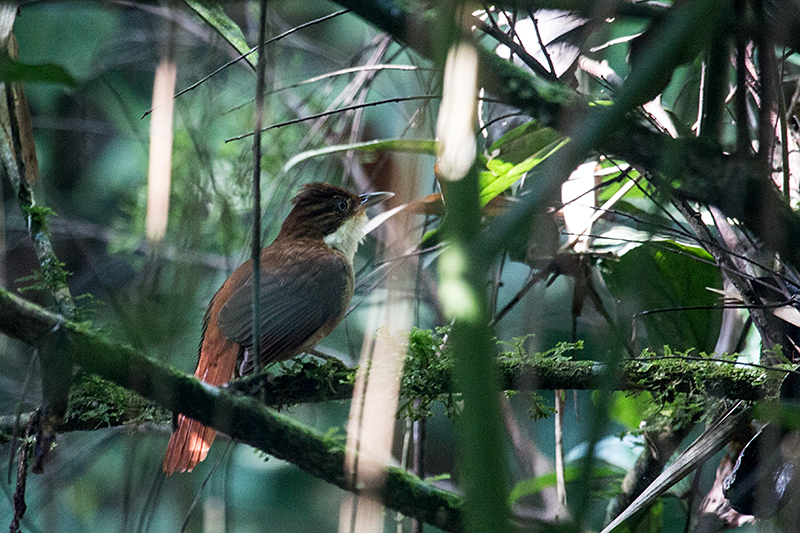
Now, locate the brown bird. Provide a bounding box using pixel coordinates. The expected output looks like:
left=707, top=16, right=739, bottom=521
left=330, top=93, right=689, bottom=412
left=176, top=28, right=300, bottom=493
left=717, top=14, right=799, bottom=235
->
left=163, top=182, right=393, bottom=474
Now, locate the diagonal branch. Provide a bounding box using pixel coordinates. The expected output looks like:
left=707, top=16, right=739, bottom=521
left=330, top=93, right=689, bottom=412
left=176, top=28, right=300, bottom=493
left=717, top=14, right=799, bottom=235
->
left=0, top=285, right=787, bottom=530
left=0, top=286, right=463, bottom=533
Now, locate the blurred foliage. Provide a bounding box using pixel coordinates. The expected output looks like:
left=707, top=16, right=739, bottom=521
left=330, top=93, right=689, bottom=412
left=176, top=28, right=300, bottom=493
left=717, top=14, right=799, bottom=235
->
left=602, top=241, right=723, bottom=353
left=2, top=0, right=800, bottom=532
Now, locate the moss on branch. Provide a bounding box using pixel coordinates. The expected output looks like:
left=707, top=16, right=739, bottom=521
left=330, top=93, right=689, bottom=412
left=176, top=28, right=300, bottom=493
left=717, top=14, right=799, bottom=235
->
left=0, top=287, right=789, bottom=531
left=0, top=285, right=464, bottom=532
left=231, top=333, right=779, bottom=408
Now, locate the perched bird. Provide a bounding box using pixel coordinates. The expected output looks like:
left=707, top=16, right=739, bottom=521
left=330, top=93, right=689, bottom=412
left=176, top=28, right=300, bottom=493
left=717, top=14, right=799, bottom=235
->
left=163, top=182, right=393, bottom=474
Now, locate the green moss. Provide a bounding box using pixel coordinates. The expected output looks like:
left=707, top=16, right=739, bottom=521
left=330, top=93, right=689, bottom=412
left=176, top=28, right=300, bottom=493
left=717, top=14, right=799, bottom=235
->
left=16, top=205, right=74, bottom=298
left=499, top=337, right=583, bottom=367
left=302, top=357, right=356, bottom=389
left=65, top=374, right=166, bottom=429
left=16, top=257, right=70, bottom=294
left=617, top=347, right=783, bottom=432
left=400, top=327, right=457, bottom=419
left=522, top=391, right=556, bottom=420
left=21, top=204, right=56, bottom=232
left=399, top=330, right=586, bottom=421
left=226, top=327, right=777, bottom=435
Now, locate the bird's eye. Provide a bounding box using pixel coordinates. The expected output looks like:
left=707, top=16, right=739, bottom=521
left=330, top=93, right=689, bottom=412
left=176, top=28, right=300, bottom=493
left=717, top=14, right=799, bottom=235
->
left=336, top=199, right=349, bottom=212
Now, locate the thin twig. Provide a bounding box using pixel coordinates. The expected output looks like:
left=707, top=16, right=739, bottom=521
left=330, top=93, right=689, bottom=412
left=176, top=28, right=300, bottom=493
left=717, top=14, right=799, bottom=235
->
left=226, top=95, right=440, bottom=142
left=490, top=268, right=548, bottom=327
left=7, top=350, right=37, bottom=484
left=250, top=0, right=269, bottom=369
left=755, top=0, right=777, bottom=179
left=266, top=64, right=425, bottom=97
left=734, top=0, right=750, bottom=154
left=527, top=7, right=557, bottom=77
left=472, top=15, right=552, bottom=79
left=144, top=9, right=351, bottom=116
left=179, top=442, right=232, bottom=533
left=9, top=410, right=36, bottom=533
left=778, top=50, right=791, bottom=201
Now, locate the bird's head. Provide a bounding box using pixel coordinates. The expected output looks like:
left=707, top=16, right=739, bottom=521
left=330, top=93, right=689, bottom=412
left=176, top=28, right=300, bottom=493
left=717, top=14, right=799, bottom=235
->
left=277, top=182, right=393, bottom=261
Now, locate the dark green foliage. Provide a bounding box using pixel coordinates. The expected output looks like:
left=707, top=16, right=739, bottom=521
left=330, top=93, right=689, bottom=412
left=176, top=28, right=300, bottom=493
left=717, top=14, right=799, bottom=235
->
left=0, top=51, right=76, bottom=86
left=66, top=374, right=166, bottom=429
left=602, top=241, right=723, bottom=353
left=4, top=0, right=800, bottom=531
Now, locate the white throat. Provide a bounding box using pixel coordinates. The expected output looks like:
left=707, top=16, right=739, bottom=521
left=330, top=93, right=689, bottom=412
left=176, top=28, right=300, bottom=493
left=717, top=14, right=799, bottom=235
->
left=323, top=211, right=368, bottom=263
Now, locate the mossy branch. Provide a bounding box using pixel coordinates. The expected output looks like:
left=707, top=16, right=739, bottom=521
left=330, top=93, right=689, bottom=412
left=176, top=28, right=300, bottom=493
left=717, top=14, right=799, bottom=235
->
left=0, top=285, right=464, bottom=532
left=0, top=345, right=777, bottom=446
left=0, top=285, right=787, bottom=530
left=0, top=281, right=780, bottom=429
left=0, top=7, right=73, bottom=318
left=229, top=345, right=778, bottom=406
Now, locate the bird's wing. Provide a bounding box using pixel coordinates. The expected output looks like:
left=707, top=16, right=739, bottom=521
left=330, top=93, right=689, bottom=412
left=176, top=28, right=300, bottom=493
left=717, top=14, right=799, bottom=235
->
left=216, top=250, right=352, bottom=364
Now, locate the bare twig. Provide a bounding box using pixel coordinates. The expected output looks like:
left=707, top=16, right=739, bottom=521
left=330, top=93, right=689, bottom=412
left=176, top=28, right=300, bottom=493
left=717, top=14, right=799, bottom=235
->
left=527, top=8, right=557, bottom=77
left=146, top=9, right=351, bottom=115
left=226, top=95, right=440, bottom=142
left=9, top=410, right=36, bottom=533
left=250, top=0, right=269, bottom=369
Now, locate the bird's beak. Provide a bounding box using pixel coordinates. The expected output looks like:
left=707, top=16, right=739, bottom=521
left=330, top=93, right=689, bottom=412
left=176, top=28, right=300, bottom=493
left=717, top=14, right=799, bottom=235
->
left=358, top=191, right=394, bottom=210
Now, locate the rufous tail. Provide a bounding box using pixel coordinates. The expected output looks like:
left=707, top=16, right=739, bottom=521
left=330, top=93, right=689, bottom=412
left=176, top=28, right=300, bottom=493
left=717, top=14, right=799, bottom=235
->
left=163, top=415, right=217, bottom=473
left=163, top=294, right=239, bottom=475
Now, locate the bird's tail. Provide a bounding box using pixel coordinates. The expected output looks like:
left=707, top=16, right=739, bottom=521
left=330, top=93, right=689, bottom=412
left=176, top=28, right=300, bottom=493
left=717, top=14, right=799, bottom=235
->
left=162, top=311, right=238, bottom=474
left=163, top=415, right=217, bottom=474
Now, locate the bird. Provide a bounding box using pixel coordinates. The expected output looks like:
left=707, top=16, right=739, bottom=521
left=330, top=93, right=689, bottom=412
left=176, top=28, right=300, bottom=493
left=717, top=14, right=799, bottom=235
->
left=163, top=182, right=393, bottom=474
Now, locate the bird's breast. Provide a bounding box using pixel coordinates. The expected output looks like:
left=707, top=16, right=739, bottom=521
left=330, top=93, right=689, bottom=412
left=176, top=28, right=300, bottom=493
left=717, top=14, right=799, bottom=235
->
left=212, top=239, right=355, bottom=367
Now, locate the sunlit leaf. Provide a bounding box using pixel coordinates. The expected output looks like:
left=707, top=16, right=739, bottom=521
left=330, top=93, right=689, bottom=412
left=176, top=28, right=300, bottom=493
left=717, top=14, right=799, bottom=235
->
left=186, top=0, right=256, bottom=68
left=488, top=121, right=564, bottom=165
left=595, top=161, right=644, bottom=203
left=479, top=136, right=568, bottom=206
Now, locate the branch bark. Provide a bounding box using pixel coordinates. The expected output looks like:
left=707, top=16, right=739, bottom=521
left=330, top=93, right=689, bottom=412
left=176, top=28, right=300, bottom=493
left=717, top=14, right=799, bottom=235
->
left=0, top=287, right=783, bottom=530
left=0, top=286, right=464, bottom=532
left=229, top=352, right=777, bottom=405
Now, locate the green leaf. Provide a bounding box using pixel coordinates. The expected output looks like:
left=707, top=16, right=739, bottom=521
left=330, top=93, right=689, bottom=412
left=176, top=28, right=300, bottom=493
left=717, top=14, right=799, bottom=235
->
left=478, top=136, right=568, bottom=207
left=753, top=401, right=800, bottom=431
left=0, top=53, right=76, bottom=86
left=488, top=122, right=564, bottom=165
left=282, top=138, right=436, bottom=174
left=508, top=466, right=622, bottom=505
left=610, top=391, right=654, bottom=430
left=602, top=241, right=723, bottom=352
left=185, top=0, right=256, bottom=68
left=635, top=498, right=664, bottom=533
left=424, top=473, right=452, bottom=483
left=595, top=160, right=644, bottom=203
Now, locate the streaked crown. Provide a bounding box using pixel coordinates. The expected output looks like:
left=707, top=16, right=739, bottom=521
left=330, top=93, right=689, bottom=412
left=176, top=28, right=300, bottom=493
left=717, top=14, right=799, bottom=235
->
left=278, top=183, right=362, bottom=241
